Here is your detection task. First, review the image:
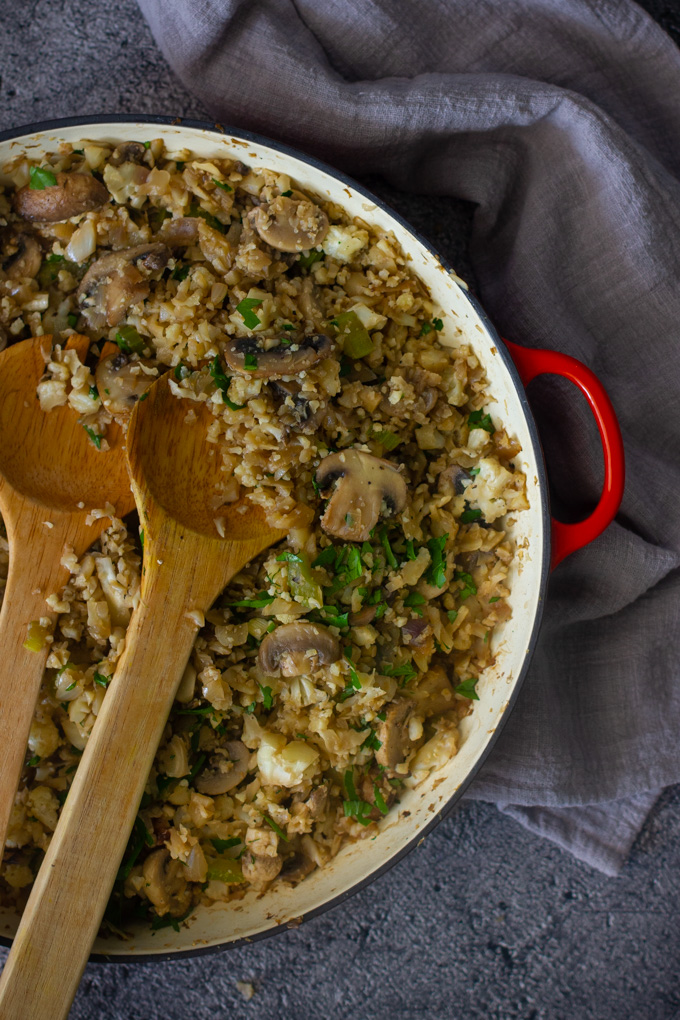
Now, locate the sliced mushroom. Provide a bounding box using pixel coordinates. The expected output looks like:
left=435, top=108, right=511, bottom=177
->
left=401, top=618, right=433, bottom=650
left=241, top=850, right=282, bottom=886
left=316, top=449, right=407, bottom=542
left=249, top=191, right=328, bottom=253
left=408, top=665, right=456, bottom=717
left=110, top=141, right=147, bottom=166
left=14, top=171, right=109, bottom=223
left=269, top=379, right=324, bottom=434
left=142, top=848, right=193, bottom=917
left=375, top=698, right=414, bottom=769
left=279, top=851, right=317, bottom=884
left=359, top=772, right=396, bottom=821
left=258, top=622, right=340, bottom=678
left=438, top=465, right=472, bottom=497
left=95, top=350, right=154, bottom=415
left=1, top=232, right=42, bottom=280
left=77, top=242, right=170, bottom=328
left=157, top=216, right=200, bottom=247
left=194, top=739, right=250, bottom=796
left=222, top=332, right=334, bottom=379
left=348, top=604, right=377, bottom=627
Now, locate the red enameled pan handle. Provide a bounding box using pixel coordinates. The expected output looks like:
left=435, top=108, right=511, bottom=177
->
left=503, top=339, right=625, bottom=570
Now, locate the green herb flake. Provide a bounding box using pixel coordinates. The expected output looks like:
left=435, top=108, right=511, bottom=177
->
left=211, top=836, right=241, bottom=853
left=404, top=591, right=426, bottom=616
left=460, top=507, right=483, bottom=524
left=433, top=317, right=444, bottom=331
left=468, top=408, right=495, bottom=434
left=373, top=784, right=389, bottom=815
left=455, top=571, right=477, bottom=600
left=426, top=534, right=448, bottom=589
left=64, top=681, right=77, bottom=691
left=82, top=424, right=101, bottom=450
left=212, top=178, right=233, bottom=192
left=27, top=755, right=41, bottom=768
left=298, top=249, right=324, bottom=270
left=280, top=189, right=293, bottom=197
left=263, top=814, right=289, bottom=842
left=88, top=385, right=99, bottom=400
left=66, top=313, right=78, bottom=328
left=455, top=676, right=480, bottom=701
left=226, top=591, right=275, bottom=609
left=382, top=661, right=418, bottom=686
left=469, top=467, right=480, bottom=476
left=405, top=539, right=417, bottom=561
left=380, top=528, right=397, bottom=570
left=489, top=596, right=500, bottom=603
left=360, top=729, right=382, bottom=753
left=209, top=356, right=244, bottom=410
left=257, top=682, right=274, bottom=711
left=139, top=527, right=145, bottom=550
left=447, top=610, right=458, bottom=623
left=93, top=670, right=110, bottom=688
left=143, top=141, right=151, bottom=149
left=29, top=166, right=57, bottom=190
left=236, top=297, right=263, bottom=329
left=171, top=263, right=190, bottom=281
left=151, top=905, right=194, bottom=933
left=243, top=353, right=259, bottom=371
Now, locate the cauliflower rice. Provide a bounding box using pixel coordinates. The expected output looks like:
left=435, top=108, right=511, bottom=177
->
left=0, top=138, right=528, bottom=934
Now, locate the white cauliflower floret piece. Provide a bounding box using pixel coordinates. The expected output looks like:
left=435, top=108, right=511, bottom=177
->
left=464, top=457, right=518, bottom=523
left=256, top=732, right=319, bottom=788
left=323, top=225, right=369, bottom=263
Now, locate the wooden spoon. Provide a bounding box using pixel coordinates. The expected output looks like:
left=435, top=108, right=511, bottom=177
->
left=0, top=335, right=133, bottom=858
left=0, top=371, right=285, bottom=1020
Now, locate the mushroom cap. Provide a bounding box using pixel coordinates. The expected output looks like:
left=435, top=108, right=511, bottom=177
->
left=279, top=851, right=317, bottom=884
left=1, top=232, right=41, bottom=281
left=258, top=622, right=341, bottom=678
left=222, top=332, right=334, bottom=379
left=375, top=697, right=414, bottom=769
left=77, top=242, right=170, bottom=329
left=110, top=141, right=148, bottom=167
left=95, top=351, right=154, bottom=416
left=315, top=449, right=407, bottom=542
left=250, top=191, right=329, bottom=253
left=194, top=739, right=250, bottom=796
left=14, top=172, right=109, bottom=223
left=241, top=849, right=283, bottom=886
left=269, top=379, right=324, bottom=434
left=142, top=848, right=192, bottom=917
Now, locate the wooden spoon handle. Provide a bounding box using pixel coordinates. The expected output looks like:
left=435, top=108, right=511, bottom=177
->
left=0, top=553, right=202, bottom=1020
left=0, top=502, right=103, bottom=857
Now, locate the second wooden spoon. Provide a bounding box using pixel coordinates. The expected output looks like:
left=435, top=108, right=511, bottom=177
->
left=0, top=370, right=284, bottom=1020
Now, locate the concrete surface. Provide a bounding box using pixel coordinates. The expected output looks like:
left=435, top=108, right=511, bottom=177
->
left=1, top=1, right=679, bottom=1017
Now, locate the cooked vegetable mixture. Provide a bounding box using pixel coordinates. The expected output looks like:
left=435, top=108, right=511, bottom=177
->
left=0, top=139, right=528, bottom=933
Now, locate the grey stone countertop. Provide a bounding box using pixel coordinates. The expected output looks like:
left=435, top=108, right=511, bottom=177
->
left=1, top=2, right=680, bottom=1017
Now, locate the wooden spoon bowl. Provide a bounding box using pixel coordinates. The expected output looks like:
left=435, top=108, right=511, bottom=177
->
left=0, top=335, right=134, bottom=858
left=0, top=371, right=285, bottom=1020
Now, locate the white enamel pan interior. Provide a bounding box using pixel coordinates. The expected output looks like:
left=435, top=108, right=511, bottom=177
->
left=0, top=117, right=549, bottom=960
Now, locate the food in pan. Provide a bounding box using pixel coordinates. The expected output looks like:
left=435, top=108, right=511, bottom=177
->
left=0, top=139, right=528, bottom=931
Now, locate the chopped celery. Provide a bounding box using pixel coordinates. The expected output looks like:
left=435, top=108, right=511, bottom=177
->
left=23, top=620, right=49, bottom=653
left=114, top=325, right=146, bottom=355
left=331, top=311, right=374, bottom=359
left=206, top=857, right=244, bottom=884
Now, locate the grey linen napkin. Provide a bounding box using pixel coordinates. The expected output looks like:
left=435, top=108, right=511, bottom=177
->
left=136, top=0, right=680, bottom=875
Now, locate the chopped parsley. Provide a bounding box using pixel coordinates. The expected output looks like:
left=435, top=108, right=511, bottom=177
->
left=380, top=527, right=397, bottom=570
left=454, top=571, right=477, bottom=600
left=151, top=905, right=194, bottom=933
left=174, top=362, right=190, bottom=381
left=209, top=356, right=244, bottom=410
left=298, top=249, right=324, bottom=270
left=447, top=609, right=458, bottom=623
left=310, top=606, right=350, bottom=630
left=468, top=408, right=494, bottom=434
left=263, top=815, right=289, bottom=841
left=469, top=466, right=480, bottom=476
left=460, top=507, right=482, bottom=524
left=139, top=527, right=145, bottom=549
left=257, top=682, right=274, bottom=711
left=455, top=676, right=480, bottom=701
left=381, top=661, right=417, bottom=686
left=433, top=317, right=443, bottom=331
left=171, top=263, right=190, bottom=281
left=425, top=534, right=448, bottom=589
left=405, top=539, right=417, bottom=561
left=226, top=591, right=275, bottom=609
left=489, top=596, right=500, bottom=603
left=27, top=755, right=41, bottom=768
left=211, top=836, right=241, bottom=853
left=360, top=729, right=382, bottom=753
left=82, top=424, right=101, bottom=449
left=88, top=385, right=99, bottom=400
left=66, top=313, right=78, bottom=328
left=29, top=166, right=57, bottom=189
left=419, top=317, right=444, bottom=336
left=236, top=297, right=263, bottom=329
left=93, top=670, right=110, bottom=688
left=342, top=770, right=373, bottom=826
left=404, top=591, right=426, bottom=616
left=212, top=178, right=232, bottom=191
left=243, top=353, right=259, bottom=371
left=280, top=189, right=293, bottom=197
